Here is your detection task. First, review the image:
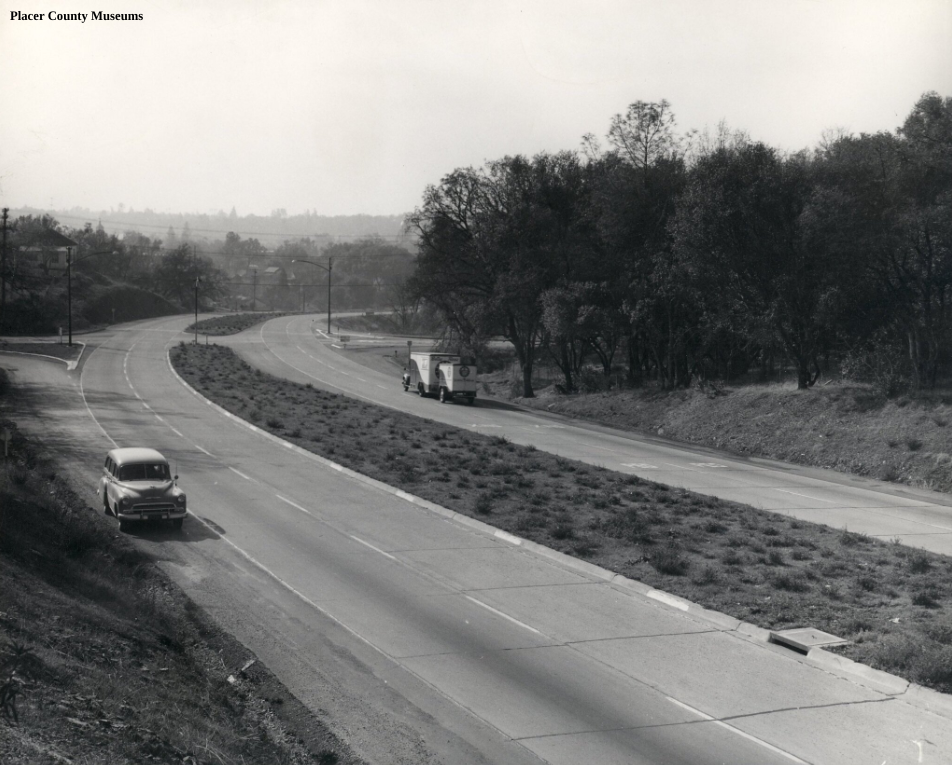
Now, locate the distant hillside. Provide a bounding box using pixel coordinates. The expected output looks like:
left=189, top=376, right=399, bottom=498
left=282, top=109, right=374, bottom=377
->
left=9, top=207, right=413, bottom=247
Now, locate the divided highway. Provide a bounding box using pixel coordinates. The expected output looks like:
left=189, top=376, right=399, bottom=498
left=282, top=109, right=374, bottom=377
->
left=3, top=313, right=951, bottom=765
left=225, top=314, right=952, bottom=557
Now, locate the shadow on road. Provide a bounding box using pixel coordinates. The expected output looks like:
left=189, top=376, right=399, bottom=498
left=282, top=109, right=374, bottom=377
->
left=118, top=515, right=221, bottom=543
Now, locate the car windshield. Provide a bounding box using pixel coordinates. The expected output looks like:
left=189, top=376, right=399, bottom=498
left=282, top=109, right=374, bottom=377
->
left=118, top=462, right=170, bottom=482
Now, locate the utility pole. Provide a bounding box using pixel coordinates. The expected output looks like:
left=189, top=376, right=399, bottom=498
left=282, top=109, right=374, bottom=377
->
left=326, top=256, right=333, bottom=335
left=0, top=208, right=9, bottom=335
left=194, top=276, right=202, bottom=343
left=66, top=246, right=73, bottom=345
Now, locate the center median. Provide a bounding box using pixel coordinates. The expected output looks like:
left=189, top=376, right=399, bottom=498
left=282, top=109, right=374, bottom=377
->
left=169, top=341, right=952, bottom=700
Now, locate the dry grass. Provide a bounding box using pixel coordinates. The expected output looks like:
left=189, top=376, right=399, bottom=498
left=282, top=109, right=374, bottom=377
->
left=171, top=343, right=952, bottom=695
left=501, top=377, right=952, bottom=494
left=0, top=415, right=362, bottom=765
left=187, top=312, right=296, bottom=336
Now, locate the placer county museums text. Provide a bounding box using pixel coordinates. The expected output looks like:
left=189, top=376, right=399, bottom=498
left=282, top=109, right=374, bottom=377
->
left=10, top=11, right=143, bottom=21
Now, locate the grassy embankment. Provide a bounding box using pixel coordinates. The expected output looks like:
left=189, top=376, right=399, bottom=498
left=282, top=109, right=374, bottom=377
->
left=498, top=380, right=952, bottom=495
left=0, top=369, right=362, bottom=765
left=171, top=342, right=952, bottom=695
left=187, top=312, right=297, bottom=336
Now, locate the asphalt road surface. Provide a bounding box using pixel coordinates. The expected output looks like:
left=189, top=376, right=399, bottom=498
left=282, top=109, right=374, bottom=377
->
left=3, top=313, right=951, bottom=765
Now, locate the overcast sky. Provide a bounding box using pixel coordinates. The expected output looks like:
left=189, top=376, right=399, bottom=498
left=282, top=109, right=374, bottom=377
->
left=1, top=0, right=949, bottom=217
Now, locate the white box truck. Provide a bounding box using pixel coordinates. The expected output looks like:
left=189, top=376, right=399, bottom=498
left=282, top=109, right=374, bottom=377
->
left=403, top=352, right=477, bottom=404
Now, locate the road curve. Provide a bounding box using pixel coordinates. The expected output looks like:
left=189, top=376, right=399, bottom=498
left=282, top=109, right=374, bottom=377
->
left=221, top=314, right=952, bottom=558
left=3, top=314, right=951, bottom=765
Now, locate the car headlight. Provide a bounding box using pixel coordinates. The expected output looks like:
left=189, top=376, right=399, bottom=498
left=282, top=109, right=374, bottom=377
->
left=176, top=495, right=186, bottom=505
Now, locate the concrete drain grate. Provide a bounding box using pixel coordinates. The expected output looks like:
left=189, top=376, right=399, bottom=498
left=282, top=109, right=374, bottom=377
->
left=769, top=628, right=849, bottom=654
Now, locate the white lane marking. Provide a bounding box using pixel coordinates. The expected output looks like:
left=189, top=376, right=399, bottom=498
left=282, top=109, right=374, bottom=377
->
left=276, top=494, right=313, bottom=516
left=465, top=596, right=541, bottom=635
left=186, top=513, right=385, bottom=653
left=170, top=427, right=183, bottom=437
left=79, top=344, right=118, bottom=448
left=155, top=414, right=165, bottom=422
left=195, top=445, right=212, bottom=456
left=349, top=535, right=398, bottom=561
left=229, top=467, right=252, bottom=481
left=666, top=697, right=808, bottom=764
left=775, top=489, right=839, bottom=504
left=665, top=462, right=701, bottom=472
left=622, top=463, right=658, bottom=469
left=377, top=385, right=387, bottom=390
left=692, top=462, right=728, bottom=468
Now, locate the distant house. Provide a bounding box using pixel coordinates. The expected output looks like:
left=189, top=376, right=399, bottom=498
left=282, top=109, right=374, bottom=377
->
left=11, top=229, right=78, bottom=273
left=261, top=266, right=288, bottom=286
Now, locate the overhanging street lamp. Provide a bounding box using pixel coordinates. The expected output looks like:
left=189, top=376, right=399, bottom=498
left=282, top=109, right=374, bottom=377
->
left=292, top=257, right=333, bottom=334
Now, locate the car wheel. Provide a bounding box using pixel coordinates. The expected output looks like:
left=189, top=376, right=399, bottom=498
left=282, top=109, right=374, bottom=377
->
left=118, top=516, right=129, bottom=533
left=103, top=493, right=112, bottom=515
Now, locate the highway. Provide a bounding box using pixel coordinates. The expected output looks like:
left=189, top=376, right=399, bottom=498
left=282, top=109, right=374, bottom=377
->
left=224, top=314, right=952, bottom=557
left=3, top=313, right=951, bottom=765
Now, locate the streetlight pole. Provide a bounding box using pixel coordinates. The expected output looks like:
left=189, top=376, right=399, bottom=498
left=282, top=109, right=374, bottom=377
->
left=292, top=257, right=332, bottom=335
left=194, top=276, right=202, bottom=344
left=66, top=246, right=73, bottom=345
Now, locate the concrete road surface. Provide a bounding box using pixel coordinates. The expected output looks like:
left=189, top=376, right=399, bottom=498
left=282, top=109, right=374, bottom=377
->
left=2, top=314, right=951, bottom=765
left=220, top=314, right=952, bottom=557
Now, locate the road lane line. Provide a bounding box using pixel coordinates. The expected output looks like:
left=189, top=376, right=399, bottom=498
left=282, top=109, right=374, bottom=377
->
left=195, top=445, right=212, bottom=456
left=170, top=427, right=183, bottom=437
left=276, top=494, right=313, bottom=516
left=775, top=489, right=839, bottom=504
left=464, top=596, right=541, bottom=635
left=665, top=697, right=808, bottom=764
left=79, top=344, right=118, bottom=448
left=349, top=535, right=398, bottom=560
left=229, top=467, right=252, bottom=481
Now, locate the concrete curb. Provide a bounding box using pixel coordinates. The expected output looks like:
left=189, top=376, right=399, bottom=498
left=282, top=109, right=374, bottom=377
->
left=165, top=349, right=952, bottom=719
left=0, top=341, right=85, bottom=371
left=803, top=647, right=909, bottom=696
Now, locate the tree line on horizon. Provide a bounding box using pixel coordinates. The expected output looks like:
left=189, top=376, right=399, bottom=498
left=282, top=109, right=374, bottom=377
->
left=406, top=93, right=952, bottom=398
left=0, top=212, right=418, bottom=333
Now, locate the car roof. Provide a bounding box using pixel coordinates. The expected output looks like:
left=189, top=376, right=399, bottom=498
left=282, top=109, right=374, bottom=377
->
left=107, top=447, right=168, bottom=465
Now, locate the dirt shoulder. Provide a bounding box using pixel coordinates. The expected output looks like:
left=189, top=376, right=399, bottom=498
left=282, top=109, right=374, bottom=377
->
left=0, top=369, right=366, bottom=765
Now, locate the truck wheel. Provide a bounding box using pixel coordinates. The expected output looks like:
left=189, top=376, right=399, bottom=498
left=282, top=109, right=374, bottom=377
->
left=466, top=396, right=475, bottom=405
left=418, top=383, right=426, bottom=397
left=439, top=387, right=448, bottom=403
left=403, top=384, right=409, bottom=391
